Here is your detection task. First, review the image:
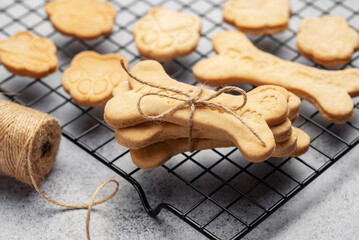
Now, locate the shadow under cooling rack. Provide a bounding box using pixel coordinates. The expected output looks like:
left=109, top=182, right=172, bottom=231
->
left=1, top=0, right=359, bottom=239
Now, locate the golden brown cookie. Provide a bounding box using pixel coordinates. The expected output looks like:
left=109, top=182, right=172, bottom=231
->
left=133, top=7, right=201, bottom=62
left=193, top=31, right=359, bottom=123
left=111, top=80, right=301, bottom=124
left=114, top=118, right=293, bottom=150
left=131, top=138, right=233, bottom=169
left=129, top=127, right=307, bottom=169
left=112, top=80, right=131, bottom=97
left=271, top=127, right=297, bottom=157
left=223, top=0, right=290, bottom=35
left=0, top=31, right=57, bottom=78
left=288, top=92, right=301, bottom=123
left=270, top=118, right=292, bottom=143
left=112, top=82, right=298, bottom=148
left=63, top=51, right=129, bottom=107
left=112, top=84, right=297, bottom=150
left=46, top=0, right=116, bottom=40
left=105, top=61, right=289, bottom=128
left=297, top=15, right=359, bottom=66
left=289, top=128, right=310, bottom=157
left=104, top=61, right=291, bottom=162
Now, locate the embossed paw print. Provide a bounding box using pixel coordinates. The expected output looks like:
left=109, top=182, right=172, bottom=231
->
left=62, top=51, right=129, bottom=107
left=223, top=0, right=290, bottom=35
left=297, top=15, right=359, bottom=66
left=46, top=0, right=116, bottom=40
left=133, top=7, right=201, bottom=62
left=0, top=31, right=57, bottom=78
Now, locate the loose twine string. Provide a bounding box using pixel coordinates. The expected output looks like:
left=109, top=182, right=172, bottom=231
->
left=0, top=100, right=119, bottom=240
left=120, top=60, right=265, bottom=151
left=1, top=60, right=265, bottom=238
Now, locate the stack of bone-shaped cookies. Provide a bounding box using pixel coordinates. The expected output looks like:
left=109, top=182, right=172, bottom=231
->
left=104, top=60, right=310, bottom=169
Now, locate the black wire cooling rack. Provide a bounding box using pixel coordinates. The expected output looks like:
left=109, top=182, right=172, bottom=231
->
left=1, top=0, right=359, bottom=239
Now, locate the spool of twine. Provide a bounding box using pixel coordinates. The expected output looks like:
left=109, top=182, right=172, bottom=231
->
left=0, top=99, right=61, bottom=184
left=0, top=99, right=119, bottom=240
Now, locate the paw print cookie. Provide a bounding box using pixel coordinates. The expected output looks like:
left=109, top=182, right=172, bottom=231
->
left=0, top=31, right=57, bottom=78
left=133, top=7, right=201, bottom=62
left=62, top=51, right=129, bottom=107
left=46, top=0, right=116, bottom=40
left=297, top=15, right=359, bottom=66
left=223, top=0, right=290, bottom=35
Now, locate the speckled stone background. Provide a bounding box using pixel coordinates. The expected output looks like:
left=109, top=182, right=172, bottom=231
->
left=1, top=0, right=359, bottom=239
left=1, top=137, right=359, bottom=239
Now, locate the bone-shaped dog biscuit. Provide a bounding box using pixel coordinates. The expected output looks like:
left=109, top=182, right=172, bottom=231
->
left=111, top=63, right=301, bottom=125
left=0, top=31, right=57, bottom=78
left=130, top=127, right=306, bottom=169
left=272, top=127, right=297, bottom=157
left=118, top=60, right=289, bottom=126
left=131, top=138, right=233, bottom=169
left=105, top=61, right=290, bottom=161
left=111, top=80, right=301, bottom=124
left=112, top=80, right=297, bottom=147
left=289, top=128, right=310, bottom=157
left=113, top=81, right=301, bottom=144
left=288, top=92, right=301, bottom=122
left=113, top=91, right=296, bottom=150
left=115, top=82, right=301, bottom=123
left=63, top=51, right=129, bottom=106
left=112, top=80, right=131, bottom=97
left=193, top=31, right=359, bottom=123
left=270, top=118, right=292, bottom=142
left=105, top=61, right=289, bottom=128
left=115, top=117, right=292, bottom=150
left=112, top=81, right=301, bottom=123
left=106, top=86, right=277, bottom=161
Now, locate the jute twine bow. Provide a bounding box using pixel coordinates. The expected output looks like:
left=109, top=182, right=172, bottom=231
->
left=0, top=100, right=119, bottom=240
left=120, top=60, right=265, bottom=151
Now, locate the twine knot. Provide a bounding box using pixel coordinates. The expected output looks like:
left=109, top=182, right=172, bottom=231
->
left=120, top=60, right=266, bottom=152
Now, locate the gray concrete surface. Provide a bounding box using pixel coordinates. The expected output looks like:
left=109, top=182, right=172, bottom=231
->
left=1, top=0, right=359, bottom=239
left=1, top=136, right=359, bottom=240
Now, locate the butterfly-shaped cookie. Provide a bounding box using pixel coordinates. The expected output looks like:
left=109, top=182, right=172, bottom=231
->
left=0, top=31, right=57, bottom=78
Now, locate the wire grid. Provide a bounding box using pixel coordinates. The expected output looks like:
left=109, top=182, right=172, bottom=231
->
left=1, top=0, right=359, bottom=239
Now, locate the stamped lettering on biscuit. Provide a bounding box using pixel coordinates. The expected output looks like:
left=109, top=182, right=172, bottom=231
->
left=260, top=95, right=279, bottom=111
left=223, top=0, right=290, bottom=35
left=46, top=0, right=116, bottom=40
left=193, top=31, right=359, bottom=123
left=63, top=51, right=129, bottom=107
left=0, top=31, right=57, bottom=78
left=297, top=15, right=359, bottom=66
left=133, top=7, right=201, bottom=62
